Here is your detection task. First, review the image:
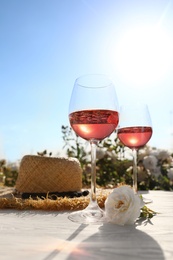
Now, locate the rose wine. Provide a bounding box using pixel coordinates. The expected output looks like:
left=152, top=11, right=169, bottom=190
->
left=118, top=126, right=152, bottom=149
left=69, top=109, right=119, bottom=141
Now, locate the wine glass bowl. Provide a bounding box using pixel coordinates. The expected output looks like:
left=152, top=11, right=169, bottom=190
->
left=68, top=74, right=119, bottom=224
left=69, top=110, right=119, bottom=141
left=118, top=126, right=152, bottom=150
left=117, top=103, right=153, bottom=198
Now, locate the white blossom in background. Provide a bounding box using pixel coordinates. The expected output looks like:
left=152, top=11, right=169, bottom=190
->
left=126, top=165, right=150, bottom=182
left=96, top=148, right=105, bottom=160
left=167, top=168, right=173, bottom=181
left=138, top=146, right=152, bottom=161
left=106, top=151, right=117, bottom=163
left=155, top=150, right=171, bottom=163
left=143, top=155, right=158, bottom=172
left=126, top=166, right=133, bottom=173
left=167, top=155, right=173, bottom=165
left=137, top=167, right=150, bottom=182
left=150, top=166, right=162, bottom=178
left=138, top=149, right=148, bottom=161
left=150, top=150, right=159, bottom=158
left=105, top=185, right=142, bottom=225
left=96, top=148, right=117, bottom=162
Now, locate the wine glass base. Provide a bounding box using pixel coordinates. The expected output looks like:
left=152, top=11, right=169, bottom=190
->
left=68, top=207, right=105, bottom=224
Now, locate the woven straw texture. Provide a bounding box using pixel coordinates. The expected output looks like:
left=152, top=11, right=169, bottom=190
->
left=15, top=155, right=82, bottom=193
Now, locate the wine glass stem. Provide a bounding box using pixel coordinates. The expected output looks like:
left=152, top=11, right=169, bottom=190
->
left=132, top=148, right=138, bottom=194
left=90, top=140, right=98, bottom=205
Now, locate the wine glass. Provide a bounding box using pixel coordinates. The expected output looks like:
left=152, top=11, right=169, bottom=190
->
left=68, top=74, right=119, bottom=224
left=117, top=103, right=153, bottom=202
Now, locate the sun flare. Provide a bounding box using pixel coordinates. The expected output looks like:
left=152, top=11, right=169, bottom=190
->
left=114, top=25, right=173, bottom=86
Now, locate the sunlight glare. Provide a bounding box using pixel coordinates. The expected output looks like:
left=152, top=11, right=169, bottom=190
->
left=129, top=138, right=138, bottom=145
left=78, top=125, right=92, bottom=134
left=115, top=25, right=173, bottom=86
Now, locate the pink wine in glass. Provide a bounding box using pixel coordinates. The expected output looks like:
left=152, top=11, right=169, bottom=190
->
left=69, top=109, right=119, bottom=141
left=118, top=126, right=152, bottom=149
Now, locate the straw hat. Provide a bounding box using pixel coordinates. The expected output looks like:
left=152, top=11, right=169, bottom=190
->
left=15, top=155, right=82, bottom=193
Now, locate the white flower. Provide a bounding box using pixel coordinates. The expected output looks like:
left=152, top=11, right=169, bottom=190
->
left=105, top=186, right=142, bottom=225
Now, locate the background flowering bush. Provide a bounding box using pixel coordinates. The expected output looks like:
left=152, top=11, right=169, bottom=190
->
left=62, top=126, right=173, bottom=191
left=1, top=125, right=173, bottom=190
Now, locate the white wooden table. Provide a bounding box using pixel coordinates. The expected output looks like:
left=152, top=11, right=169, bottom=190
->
left=0, top=190, right=173, bottom=260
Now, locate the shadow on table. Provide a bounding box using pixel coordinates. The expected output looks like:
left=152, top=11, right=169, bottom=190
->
left=43, top=222, right=165, bottom=260
left=66, top=223, right=165, bottom=260
left=43, top=223, right=88, bottom=260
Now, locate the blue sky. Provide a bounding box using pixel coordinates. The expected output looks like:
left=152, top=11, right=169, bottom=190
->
left=1, top=0, right=173, bottom=162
